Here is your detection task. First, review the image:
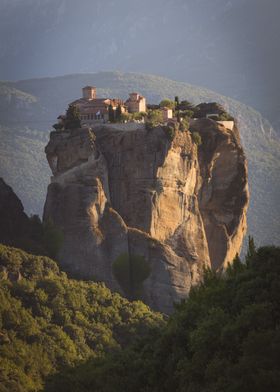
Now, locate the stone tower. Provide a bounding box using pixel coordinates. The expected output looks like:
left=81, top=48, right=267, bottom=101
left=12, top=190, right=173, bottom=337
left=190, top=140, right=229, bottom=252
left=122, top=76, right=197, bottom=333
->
left=82, top=86, right=96, bottom=100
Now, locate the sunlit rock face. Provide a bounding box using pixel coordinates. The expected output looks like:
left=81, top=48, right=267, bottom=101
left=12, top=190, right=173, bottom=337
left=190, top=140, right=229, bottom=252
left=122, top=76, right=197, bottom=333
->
left=43, top=121, right=249, bottom=313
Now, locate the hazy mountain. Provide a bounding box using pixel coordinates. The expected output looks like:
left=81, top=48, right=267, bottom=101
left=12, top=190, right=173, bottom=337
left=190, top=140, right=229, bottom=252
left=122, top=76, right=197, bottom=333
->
left=0, top=0, right=279, bottom=130
left=0, top=71, right=279, bottom=248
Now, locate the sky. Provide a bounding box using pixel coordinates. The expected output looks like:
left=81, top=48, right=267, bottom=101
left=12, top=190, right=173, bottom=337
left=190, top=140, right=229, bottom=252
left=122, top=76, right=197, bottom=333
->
left=0, top=0, right=279, bottom=129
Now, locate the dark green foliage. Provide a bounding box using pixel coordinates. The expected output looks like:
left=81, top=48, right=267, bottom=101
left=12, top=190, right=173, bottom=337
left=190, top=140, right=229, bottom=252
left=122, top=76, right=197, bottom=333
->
left=1, top=212, right=63, bottom=261
left=52, top=123, right=63, bottom=131
left=113, top=254, right=131, bottom=297
left=246, top=235, right=257, bottom=265
left=178, top=100, right=195, bottom=111
left=219, top=112, right=235, bottom=121
left=163, top=125, right=176, bottom=141
left=16, top=215, right=63, bottom=260
left=115, top=104, right=122, bottom=122
left=179, top=117, right=189, bottom=131
left=191, top=131, right=202, bottom=145
left=65, top=105, right=81, bottom=129
left=108, top=104, right=115, bottom=122
left=0, top=244, right=162, bottom=392
left=180, top=109, right=194, bottom=118
left=47, top=245, right=280, bottom=392
left=159, top=99, right=175, bottom=109
left=145, top=109, right=164, bottom=130
left=113, top=253, right=151, bottom=300
left=133, top=111, right=146, bottom=121
left=42, top=219, right=64, bottom=259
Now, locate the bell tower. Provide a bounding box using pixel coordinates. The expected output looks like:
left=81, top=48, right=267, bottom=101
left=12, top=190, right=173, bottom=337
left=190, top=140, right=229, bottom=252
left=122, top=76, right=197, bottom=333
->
left=82, top=86, right=96, bottom=100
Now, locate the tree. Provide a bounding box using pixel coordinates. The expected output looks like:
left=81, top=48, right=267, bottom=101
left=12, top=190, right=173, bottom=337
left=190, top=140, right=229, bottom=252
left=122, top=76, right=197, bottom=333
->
left=219, top=112, right=234, bottom=121
left=159, top=99, right=175, bottom=109
left=43, top=219, right=64, bottom=259
left=245, top=235, right=256, bottom=265
left=0, top=244, right=162, bottom=392
left=175, top=96, right=180, bottom=109
left=179, top=100, right=194, bottom=110
left=180, top=109, right=194, bottom=118
left=108, top=104, right=115, bottom=122
left=179, top=117, right=189, bottom=131
left=145, top=110, right=164, bottom=130
left=164, top=125, right=176, bottom=141
left=65, top=105, right=81, bottom=129
left=132, top=112, right=145, bottom=121
left=45, top=245, right=280, bottom=392
left=192, top=131, right=202, bottom=145
left=120, top=112, right=130, bottom=123
left=52, top=123, right=63, bottom=131
left=115, top=104, right=122, bottom=122
left=112, top=253, right=150, bottom=300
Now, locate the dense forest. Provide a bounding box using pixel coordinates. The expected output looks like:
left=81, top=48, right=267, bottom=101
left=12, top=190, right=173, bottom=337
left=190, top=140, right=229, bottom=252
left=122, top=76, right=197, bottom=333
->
left=45, top=244, right=280, bottom=392
left=0, top=241, right=279, bottom=391
left=0, top=245, right=163, bottom=392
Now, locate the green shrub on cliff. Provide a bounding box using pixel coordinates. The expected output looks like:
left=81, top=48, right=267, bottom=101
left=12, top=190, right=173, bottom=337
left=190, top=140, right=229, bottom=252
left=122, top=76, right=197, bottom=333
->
left=159, top=99, right=175, bottom=109
left=162, top=125, right=175, bottom=141
left=145, top=109, right=164, bottom=130
left=218, top=112, right=234, bottom=121
left=65, top=104, right=81, bottom=129
left=191, top=131, right=202, bottom=145
left=179, top=117, right=190, bottom=131
left=113, top=253, right=150, bottom=300
left=42, top=219, right=64, bottom=259
left=0, top=244, right=162, bottom=392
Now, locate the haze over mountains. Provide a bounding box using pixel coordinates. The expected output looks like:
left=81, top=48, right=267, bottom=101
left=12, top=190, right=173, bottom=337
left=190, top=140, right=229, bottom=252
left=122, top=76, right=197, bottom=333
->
left=0, top=0, right=279, bottom=131
left=0, top=1, right=279, bottom=246
left=0, top=72, right=279, bottom=248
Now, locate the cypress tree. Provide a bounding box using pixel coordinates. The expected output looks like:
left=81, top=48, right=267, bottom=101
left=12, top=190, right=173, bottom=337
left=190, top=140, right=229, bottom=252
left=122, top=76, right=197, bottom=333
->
left=65, top=104, right=81, bottom=129
left=115, top=104, right=122, bottom=122
left=246, top=235, right=257, bottom=265
left=108, top=104, right=115, bottom=122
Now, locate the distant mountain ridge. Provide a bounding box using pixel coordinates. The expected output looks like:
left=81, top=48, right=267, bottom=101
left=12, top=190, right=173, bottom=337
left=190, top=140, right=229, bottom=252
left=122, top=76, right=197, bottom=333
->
left=0, top=71, right=279, bottom=247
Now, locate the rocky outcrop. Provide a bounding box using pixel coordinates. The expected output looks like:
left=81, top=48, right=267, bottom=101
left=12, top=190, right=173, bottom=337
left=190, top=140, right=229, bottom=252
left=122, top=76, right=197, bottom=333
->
left=0, top=178, right=30, bottom=245
left=43, top=120, right=249, bottom=313
left=191, top=119, right=249, bottom=270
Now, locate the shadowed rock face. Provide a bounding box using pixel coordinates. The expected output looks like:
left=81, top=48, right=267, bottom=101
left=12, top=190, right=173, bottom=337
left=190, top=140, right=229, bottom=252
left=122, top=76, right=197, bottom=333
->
left=191, top=119, right=249, bottom=270
left=43, top=121, right=249, bottom=313
left=0, top=178, right=30, bottom=244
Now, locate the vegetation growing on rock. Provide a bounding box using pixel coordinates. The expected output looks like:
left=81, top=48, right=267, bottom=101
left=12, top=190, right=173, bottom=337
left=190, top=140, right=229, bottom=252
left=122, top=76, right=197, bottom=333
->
left=112, top=253, right=151, bottom=300
left=145, top=109, right=164, bottom=130
left=191, top=131, right=202, bottom=145
left=65, top=104, right=81, bottom=129
left=163, top=125, right=176, bottom=141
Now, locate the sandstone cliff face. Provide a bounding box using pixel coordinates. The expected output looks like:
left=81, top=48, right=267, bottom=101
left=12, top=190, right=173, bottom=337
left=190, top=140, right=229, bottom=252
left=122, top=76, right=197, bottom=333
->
left=191, top=119, right=249, bottom=270
left=43, top=120, right=249, bottom=313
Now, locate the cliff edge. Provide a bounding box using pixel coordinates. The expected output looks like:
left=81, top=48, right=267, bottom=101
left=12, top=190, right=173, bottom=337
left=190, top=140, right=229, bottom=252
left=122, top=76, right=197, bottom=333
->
left=43, top=120, right=249, bottom=313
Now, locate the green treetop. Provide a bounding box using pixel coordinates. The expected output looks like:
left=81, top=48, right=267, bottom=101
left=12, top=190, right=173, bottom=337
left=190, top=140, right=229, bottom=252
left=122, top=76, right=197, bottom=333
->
left=65, top=105, right=81, bottom=129
left=159, top=99, right=175, bottom=109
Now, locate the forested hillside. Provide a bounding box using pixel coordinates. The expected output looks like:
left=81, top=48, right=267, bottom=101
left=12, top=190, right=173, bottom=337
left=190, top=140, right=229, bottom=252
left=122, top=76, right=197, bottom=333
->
left=1, top=242, right=279, bottom=392
left=45, top=244, right=280, bottom=392
left=0, top=245, right=162, bottom=392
